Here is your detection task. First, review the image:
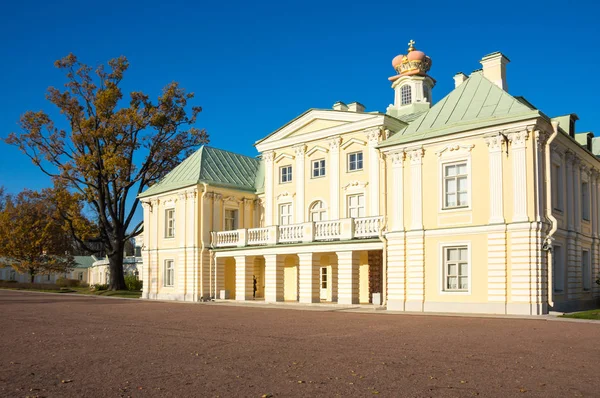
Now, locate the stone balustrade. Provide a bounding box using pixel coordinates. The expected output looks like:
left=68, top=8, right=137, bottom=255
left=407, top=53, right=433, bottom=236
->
left=211, top=216, right=383, bottom=248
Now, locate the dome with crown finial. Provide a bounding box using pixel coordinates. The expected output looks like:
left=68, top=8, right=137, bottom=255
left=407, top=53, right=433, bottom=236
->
left=389, top=40, right=432, bottom=82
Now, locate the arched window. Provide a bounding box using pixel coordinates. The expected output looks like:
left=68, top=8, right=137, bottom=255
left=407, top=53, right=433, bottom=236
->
left=309, top=201, right=327, bottom=222
left=401, top=85, right=412, bottom=105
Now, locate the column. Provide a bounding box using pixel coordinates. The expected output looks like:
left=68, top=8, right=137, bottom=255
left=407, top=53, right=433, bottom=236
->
left=565, top=152, right=574, bottom=230
left=574, top=160, right=581, bottom=232
left=407, top=148, right=424, bottom=230
left=484, top=133, right=505, bottom=224
left=177, top=193, right=187, bottom=297
left=264, top=254, right=284, bottom=302
left=263, top=151, right=275, bottom=226
left=212, top=193, right=222, bottom=231
left=294, top=144, right=307, bottom=223
left=329, top=137, right=342, bottom=219
left=366, top=127, right=382, bottom=216
left=298, top=253, right=319, bottom=303
left=508, top=130, right=529, bottom=222
left=390, top=151, right=405, bottom=231
left=337, top=251, right=359, bottom=304
left=152, top=198, right=160, bottom=298
left=234, top=256, right=253, bottom=301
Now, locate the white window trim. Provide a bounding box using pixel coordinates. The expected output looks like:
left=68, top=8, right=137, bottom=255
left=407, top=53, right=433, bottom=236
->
left=438, top=242, right=472, bottom=295
left=347, top=151, right=364, bottom=172
left=278, top=202, right=293, bottom=226
left=223, top=207, right=239, bottom=231
left=344, top=184, right=368, bottom=218
left=311, top=158, right=326, bottom=179
left=164, top=259, right=175, bottom=287
left=551, top=157, right=564, bottom=212
left=346, top=193, right=366, bottom=219
left=309, top=200, right=328, bottom=222
left=279, top=165, right=293, bottom=184
left=438, top=155, right=472, bottom=213
left=164, top=207, right=176, bottom=239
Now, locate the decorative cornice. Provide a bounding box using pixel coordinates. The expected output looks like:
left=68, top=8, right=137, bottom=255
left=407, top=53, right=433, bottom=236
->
left=342, top=181, right=369, bottom=191
left=341, top=138, right=367, bottom=150
left=435, top=144, right=475, bottom=157
left=224, top=195, right=242, bottom=204
left=276, top=191, right=296, bottom=201
left=275, top=153, right=294, bottom=163
left=307, top=145, right=329, bottom=156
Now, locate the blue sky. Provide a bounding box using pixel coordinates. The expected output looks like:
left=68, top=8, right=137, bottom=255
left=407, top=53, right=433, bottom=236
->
left=1, top=0, right=599, bottom=216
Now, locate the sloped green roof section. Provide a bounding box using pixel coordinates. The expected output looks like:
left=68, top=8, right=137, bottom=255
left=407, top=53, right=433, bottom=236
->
left=379, top=72, right=541, bottom=147
left=139, top=146, right=262, bottom=198
left=73, top=256, right=95, bottom=268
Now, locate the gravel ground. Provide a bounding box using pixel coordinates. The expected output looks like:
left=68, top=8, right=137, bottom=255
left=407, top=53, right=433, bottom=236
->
left=0, top=290, right=598, bottom=398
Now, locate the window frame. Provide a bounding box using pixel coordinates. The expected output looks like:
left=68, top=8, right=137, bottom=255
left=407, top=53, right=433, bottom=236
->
left=400, top=84, right=412, bottom=106
left=581, top=181, right=590, bottom=221
left=439, top=243, right=471, bottom=295
left=551, top=159, right=564, bottom=212
left=439, top=158, right=472, bottom=212
left=280, top=165, right=293, bottom=184
left=347, top=151, right=364, bottom=172
left=278, top=202, right=293, bottom=226
left=164, top=208, right=176, bottom=239
left=309, top=200, right=328, bottom=222
left=224, top=208, right=238, bottom=231
left=582, top=249, right=591, bottom=291
left=346, top=193, right=365, bottom=218
left=553, top=244, right=565, bottom=293
left=164, top=259, right=175, bottom=287
left=311, top=158, right=326, bottom=178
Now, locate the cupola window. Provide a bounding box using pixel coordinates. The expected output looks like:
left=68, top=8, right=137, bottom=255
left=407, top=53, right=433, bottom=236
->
left=401, top=85, right=412, bottom=105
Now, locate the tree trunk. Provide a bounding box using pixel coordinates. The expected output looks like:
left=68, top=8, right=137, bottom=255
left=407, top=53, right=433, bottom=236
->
left=30, top=272, right=35, bottom=284
left=108, top=248, right=127, bottom=290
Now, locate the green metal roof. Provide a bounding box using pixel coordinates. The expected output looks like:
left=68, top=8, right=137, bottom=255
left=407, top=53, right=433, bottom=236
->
left=73, top=256, right=95, bottom=268
left=379, top=71, right=541, bottom=147
left=139, top=146, right=262, bottom=198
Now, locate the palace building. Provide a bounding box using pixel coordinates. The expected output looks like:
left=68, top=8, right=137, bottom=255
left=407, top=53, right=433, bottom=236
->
left=138, top=41, right=600, bottom=315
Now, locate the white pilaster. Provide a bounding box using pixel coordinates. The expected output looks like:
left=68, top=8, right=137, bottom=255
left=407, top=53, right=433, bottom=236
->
left=212, top=193, right=222, bottom=231
left=215, top=257, right=226, bottom=298
left=405, top=230, right=425, bottom=311
left=386, top=231, right=406, bottom=310
left=263, top=151, right=275, bottom=226
left=508, top=130, right=529, bottom=222
left=574, top=160, right=581, bottom=232
left=484, top=133, right=505, bottom=224
left=298, top=253, right=319, bottom=303
left=234, top=256, right=253, bottom=301
left=390, top=151, right=405, bottom=231
left=152, top=198, right=160, bottom=297
left=329, top=137, right=342, bottom=219
left=264, top=254, right=284, bottom=302
left=336, top=251, right=359, bottom=305
left=294, top=144, right=307, bottom=223
left=176, top=194, right=186, bottom=295
left=565, top=151, right=575, bottom=231
left=141, top=201, right=152, bottom=299
left=407, top=148, right=424, bottom=230
left=366, top=127, right=381, bottom=216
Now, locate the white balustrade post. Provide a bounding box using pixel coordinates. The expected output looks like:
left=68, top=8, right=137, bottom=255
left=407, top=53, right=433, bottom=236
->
left=340, top=218, right=355, bottom=240
left=237, top=229, right=247, bottom=248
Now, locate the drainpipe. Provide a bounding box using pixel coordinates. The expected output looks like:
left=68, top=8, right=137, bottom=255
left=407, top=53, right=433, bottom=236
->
left=200, top=183, right=208, bottom=301
left=378, top=150, right=388, bottom=306
left=543, top=122, right=559, bottom=309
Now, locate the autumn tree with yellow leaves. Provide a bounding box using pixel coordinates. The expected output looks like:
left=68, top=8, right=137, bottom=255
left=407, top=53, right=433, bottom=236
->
left=5, top=54, right=208, bottom=290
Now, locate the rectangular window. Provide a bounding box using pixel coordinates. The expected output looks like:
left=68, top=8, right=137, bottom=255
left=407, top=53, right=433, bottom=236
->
left=164, top=260, right=175, bottom=287
left=312, top=159, right=326, bottom=178
left=553, top=245, right=564, bottom=292
left=348, top=152, right=364, bottom=171
left=582, top=250, right=591, bottom=291
left=279, top=203, right=292, bottom=225
left=552, top=164, right=564, bottom=211
left=443, top=162, right=468, bottom=209
left=443, top=246, right=469, bottom=292
left=321, top=267, right=328, bottom=289
left=347, top=194, right=365, bottom=218
left=224, top=209, right=238, bottom=231
left=78, top=272, right=83, bottom=281
left=165, top=208, right=175, bottom=238
left=582, top=182, right=590, bottom=220
left=280, top=165, right=292, bottom=183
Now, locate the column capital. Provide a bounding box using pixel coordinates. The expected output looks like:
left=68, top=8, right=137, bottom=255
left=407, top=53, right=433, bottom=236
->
left=178, top=192, right=186, bottom=201
left=328, top=136, right=342, bottom=151
left=484, top=133, right=506, bottom=152
left=534, top=129, right=550, bottom=148
left=293, top=144, right=307, bottom=157
left=507, top=129, right=529, bottom=148
left=263, top=151, right=275, bottom=164
left=365, top=127, right=382, bottom=145
left=407, top=147, right=424, bottom=164
left=390, top=150, right=405, bottom=166
left=243, top=198, right=253, bottom=208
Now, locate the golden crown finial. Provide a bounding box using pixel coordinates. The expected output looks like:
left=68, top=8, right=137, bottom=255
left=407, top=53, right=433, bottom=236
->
left=408, top=39, right=416, bottom=52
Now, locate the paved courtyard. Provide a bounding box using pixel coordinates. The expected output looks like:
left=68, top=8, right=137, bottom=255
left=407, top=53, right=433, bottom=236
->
left=0, top=290, right=598, bottom=397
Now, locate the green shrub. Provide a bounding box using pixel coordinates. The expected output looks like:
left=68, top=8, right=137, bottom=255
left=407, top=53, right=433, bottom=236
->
left=80, top=282, right=89, bottom=288
left=56, top=278, right=81, bottom=288
left=124, top=274, right=143, bottom=291
left=0, top=281, right=60, bottom=290
left=93, top=283, right=109, bottom=291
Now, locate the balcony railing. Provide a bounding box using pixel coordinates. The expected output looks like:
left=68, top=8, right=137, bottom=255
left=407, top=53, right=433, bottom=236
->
left=211, top=216, right=383, bottom=248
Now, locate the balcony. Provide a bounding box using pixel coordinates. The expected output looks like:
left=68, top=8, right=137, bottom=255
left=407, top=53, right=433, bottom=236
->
left=211, top=216, right=383, bottom=248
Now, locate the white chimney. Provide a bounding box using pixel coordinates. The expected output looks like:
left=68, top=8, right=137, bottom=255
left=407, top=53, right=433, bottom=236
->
left=333, top=101, right=348, bottom=111
left=453, top=72, right=468, bottom=88
left=480, top=52, right=510, bottom=91
left=347, top=102, right=365, bottom=112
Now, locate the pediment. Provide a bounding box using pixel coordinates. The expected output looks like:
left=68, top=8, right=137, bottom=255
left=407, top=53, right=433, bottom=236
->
left=255, top=109, right=380, bottom=151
